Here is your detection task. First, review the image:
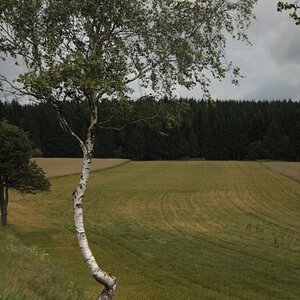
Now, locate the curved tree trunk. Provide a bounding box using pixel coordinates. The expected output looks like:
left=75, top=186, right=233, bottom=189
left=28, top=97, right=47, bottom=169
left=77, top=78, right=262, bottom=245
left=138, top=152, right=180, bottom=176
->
left=55, top=94, right=117, bottom=298
left=72, top=136, right=117, bottom=299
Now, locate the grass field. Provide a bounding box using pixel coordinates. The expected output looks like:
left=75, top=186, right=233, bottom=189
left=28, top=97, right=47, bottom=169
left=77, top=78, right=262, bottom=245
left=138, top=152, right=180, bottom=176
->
left=262, top=161, right=300, bottom=182
left=33, top=158, right=129, bottom=177
left=3, top=160, right=300, bottom=299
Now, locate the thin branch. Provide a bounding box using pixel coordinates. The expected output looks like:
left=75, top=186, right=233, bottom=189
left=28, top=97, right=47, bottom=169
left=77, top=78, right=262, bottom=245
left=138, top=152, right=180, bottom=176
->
left=97, top=103, right=162, bottom=131
left=125, top=62, right=153, bottom=84
left=51, top=101, right=86, bottom=151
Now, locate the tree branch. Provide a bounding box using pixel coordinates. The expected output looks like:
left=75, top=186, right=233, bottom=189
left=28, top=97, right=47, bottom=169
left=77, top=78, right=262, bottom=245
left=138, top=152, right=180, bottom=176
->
left=97, top=102, right=162, bottom=131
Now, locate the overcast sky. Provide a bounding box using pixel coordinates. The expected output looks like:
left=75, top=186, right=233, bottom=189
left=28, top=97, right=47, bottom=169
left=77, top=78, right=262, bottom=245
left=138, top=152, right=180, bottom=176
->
left=179, top=0, right=300, bottom=100
left=1, top=0, right=299, bottom=101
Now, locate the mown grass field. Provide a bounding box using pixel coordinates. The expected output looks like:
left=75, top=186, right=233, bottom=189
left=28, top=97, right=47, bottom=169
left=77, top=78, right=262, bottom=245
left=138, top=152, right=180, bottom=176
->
left=33, top=158, right=129, bottom=177
left=2, top=160, right=300, bottom=299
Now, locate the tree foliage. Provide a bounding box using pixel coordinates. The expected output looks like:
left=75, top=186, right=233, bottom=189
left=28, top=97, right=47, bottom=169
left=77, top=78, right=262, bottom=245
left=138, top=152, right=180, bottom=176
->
left=1, top=0, right=256, bottom=100
left=278, top=0, right=300, bottom=25
left=0, top=121, right=50, bottom=225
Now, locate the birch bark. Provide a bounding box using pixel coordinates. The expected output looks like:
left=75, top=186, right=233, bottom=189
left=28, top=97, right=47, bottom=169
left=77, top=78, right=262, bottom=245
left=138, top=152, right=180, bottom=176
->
left=72, top=145, right=117, bottom=299
left=58, top=97, right=117, bottom=299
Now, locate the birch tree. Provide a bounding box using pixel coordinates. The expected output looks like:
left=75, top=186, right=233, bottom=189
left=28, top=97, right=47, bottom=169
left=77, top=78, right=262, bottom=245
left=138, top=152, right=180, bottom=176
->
left=0, top=0, right=257, bottom=298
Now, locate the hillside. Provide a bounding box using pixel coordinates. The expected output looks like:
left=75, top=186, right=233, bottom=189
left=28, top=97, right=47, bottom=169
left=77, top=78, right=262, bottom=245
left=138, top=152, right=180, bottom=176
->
left=0, top=228, right=83, bottom=300
left=5, top=160, right=300, bottom=299
left=33, top=158, right=129, bottom=178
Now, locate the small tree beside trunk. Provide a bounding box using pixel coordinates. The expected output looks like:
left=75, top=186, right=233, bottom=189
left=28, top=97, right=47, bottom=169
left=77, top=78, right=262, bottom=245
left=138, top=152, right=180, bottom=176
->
left=0, top=121, right=50, bottom=226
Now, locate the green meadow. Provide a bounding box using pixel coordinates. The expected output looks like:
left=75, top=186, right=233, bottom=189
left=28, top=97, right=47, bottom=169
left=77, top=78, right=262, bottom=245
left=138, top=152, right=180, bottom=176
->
left=1, top=161, right=300, bottom=299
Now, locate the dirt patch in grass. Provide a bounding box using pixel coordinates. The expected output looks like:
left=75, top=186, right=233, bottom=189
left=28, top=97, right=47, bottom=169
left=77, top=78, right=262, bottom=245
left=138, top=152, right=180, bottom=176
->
left=33, top=158, right=129, bottom=178
left=262, top=162, right=300, bottom=181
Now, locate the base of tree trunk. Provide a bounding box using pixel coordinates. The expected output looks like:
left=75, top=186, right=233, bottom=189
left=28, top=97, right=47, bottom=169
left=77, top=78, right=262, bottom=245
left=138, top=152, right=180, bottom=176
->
left=96, top=286, right=116, bottom=300
left=1, top=217, right=7, bottom=226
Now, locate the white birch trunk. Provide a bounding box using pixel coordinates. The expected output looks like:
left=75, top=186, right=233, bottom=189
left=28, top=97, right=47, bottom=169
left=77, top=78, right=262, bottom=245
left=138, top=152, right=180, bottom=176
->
left=73, top=143, right=117, bottom=299
left=56, top=96, right=117, bottom=298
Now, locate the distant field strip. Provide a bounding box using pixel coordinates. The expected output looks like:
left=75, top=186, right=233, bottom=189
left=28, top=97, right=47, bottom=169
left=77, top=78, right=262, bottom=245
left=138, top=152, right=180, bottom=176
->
left=263, top=161, right=300, bottom=181
left=33, top=158, right=129, bottom=177
left=10, top=161, right=300, bottom=300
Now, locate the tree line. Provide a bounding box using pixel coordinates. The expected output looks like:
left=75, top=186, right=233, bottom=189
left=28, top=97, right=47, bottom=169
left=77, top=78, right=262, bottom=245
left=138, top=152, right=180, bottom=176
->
left=0, top=98, right=299, bottom=162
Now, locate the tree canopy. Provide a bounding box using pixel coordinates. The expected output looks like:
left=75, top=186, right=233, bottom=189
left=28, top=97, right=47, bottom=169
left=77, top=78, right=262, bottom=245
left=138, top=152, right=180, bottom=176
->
left=0, top=121, right=50, bottom=225
left=0, top=0, right=257, bottom=101
left=278, top=1, right=300, bottom=25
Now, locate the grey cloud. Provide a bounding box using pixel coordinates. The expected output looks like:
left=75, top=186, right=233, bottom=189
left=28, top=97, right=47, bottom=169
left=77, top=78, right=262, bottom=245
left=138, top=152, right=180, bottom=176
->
left=181, top=0, right=300, bottom=100
left=0, top=57, right=24, bottom=81
left=257, top=2, right=300, bottom=66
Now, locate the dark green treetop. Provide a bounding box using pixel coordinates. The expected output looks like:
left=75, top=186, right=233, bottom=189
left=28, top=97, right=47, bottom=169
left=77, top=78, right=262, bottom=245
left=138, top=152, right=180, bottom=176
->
left=0, top=121, right=50, bottom=194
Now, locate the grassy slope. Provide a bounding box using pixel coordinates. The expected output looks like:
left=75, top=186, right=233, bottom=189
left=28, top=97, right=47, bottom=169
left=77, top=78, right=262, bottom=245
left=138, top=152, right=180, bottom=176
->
left=0, top=227, right=83, bottom=300
left=0, top=159, right=128, bottom=300
left=7, top=161, right=300, bottom=299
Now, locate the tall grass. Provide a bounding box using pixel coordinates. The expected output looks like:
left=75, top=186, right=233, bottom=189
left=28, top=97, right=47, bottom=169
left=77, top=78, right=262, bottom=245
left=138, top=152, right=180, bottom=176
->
left=0, top=227, right=83, bottom=300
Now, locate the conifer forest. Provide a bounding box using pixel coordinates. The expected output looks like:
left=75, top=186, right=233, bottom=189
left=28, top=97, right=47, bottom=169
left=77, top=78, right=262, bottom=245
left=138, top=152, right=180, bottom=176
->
left=1, top=98, right=299, bottom=162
